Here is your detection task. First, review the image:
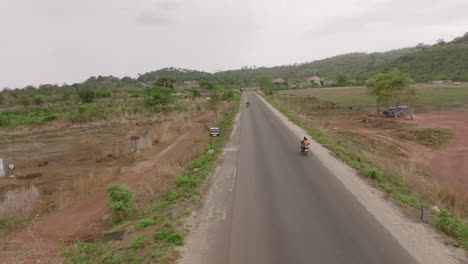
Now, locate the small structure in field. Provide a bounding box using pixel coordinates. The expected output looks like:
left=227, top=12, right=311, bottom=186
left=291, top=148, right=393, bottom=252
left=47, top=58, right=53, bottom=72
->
left=183, top=80, right=198, bottom=86
left=383, top=105, right=413, bottom=120
left=308, top=76, right=322, bottom=86
left=273, top=78, right=285, bottom=86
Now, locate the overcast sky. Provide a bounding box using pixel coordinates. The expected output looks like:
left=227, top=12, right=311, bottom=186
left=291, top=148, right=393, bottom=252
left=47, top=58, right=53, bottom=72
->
left=1, top=0, right=467, bottom=88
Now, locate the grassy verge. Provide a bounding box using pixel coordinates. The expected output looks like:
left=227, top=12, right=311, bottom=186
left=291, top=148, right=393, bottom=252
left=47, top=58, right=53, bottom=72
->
left=260, top=92, right=467, bottom=249
left=61, top=94, right=241, bottom=264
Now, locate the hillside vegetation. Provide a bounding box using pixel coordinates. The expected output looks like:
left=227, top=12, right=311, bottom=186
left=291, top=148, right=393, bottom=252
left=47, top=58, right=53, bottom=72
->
left=2, top=33, right=467, bottom=101
left=214, top=47, right=417, bottom=84
left=366, top=35, right=468, bottom=82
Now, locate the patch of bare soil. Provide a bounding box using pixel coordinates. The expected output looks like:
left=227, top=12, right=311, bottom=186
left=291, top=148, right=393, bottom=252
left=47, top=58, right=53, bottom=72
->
left=415, top=111, right=468, bottom=199
left=326, top=110, right=468, bottom=199
left=0, top=110, right=217, bottom=264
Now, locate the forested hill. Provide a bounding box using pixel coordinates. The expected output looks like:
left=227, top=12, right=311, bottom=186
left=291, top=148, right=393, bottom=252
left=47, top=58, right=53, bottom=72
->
left=213, top=47, right=417, bottom=83
left=4, top=32, right=467, bottom=92
left=363, top=34, right=468, bottom=82
left=136, top=68, right=211, bottom=83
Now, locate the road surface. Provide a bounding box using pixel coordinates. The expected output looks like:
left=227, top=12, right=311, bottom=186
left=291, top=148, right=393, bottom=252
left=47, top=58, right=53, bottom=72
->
left=184, top=91, right=418, bottom=264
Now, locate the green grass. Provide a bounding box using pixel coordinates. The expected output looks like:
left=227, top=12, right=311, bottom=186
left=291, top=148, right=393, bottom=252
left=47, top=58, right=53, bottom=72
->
left=130, top=236, right=148, bottom=248
left=279, top=83, right=468, bottom=112
left=436, top=209, right=468, bottom=248
left=403, top=128, right=453, bottom=149
left=138, top=219, right=156, bottom=229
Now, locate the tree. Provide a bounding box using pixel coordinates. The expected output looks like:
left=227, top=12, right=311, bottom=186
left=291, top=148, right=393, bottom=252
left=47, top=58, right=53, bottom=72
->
left=198, top=80, right=216, bottom=90
left=437, top=38, right=446, bottom=46
left=33, top=96, right=44, bottom=105
left=20, top=95, right=30, bottom=107
left=366, top=70, right=414, bottom=113
left=259, top=75, right=275, bottom=95
left=155, top=77, right=176, bottom=89
left=189, top=88, right=200, bottom=99
left=143, top=86, right=173, bottom=107
left=107, top=184, right=133, bottom=221
left=222, top=89, right=234, bottom=100
left=416, top=43, right=427, bottom=50
left=78, top=89, right=96, bottom=103
left=337, top=75, right=348, bottom=86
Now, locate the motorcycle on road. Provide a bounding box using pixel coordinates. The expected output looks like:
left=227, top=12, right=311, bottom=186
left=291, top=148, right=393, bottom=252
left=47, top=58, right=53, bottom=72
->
left=301, top=144, right=309, bottom=156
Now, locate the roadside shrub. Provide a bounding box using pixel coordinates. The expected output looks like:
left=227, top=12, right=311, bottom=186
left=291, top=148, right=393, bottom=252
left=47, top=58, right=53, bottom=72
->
left=223, top=89, right=234, bottom=100
left=154, top=228, right=171, bottom=241
left=42, top=115, right=57, bottom=122
left=139, top=219, right=155, bottom=229
left=155, top=76, right=176, bottom=89
left=209, top=86, right=223, bottom=103
left=436, top=209, right=468, bottom=248
left=128, top=88, right=141, bottom=98
left=189, top=88, right=200, bottom=99
left=362, top=164, right=384, bottom=181
left=20, top=95, right=30, bottom=107
left=78, top=89, right=96, bottom=103
left=94, top=89, right=112, bottom=98
left=71, top=104, right=100, bottom=123
left=176, top=173, right=201, bottom=187
left=198, top=80, right=216, bottom=90
left=143, top=86, right=173, bottom=107
left=167, top=233, right=184, bottom=246
left=107, top=184, right=133, bottom=221
left=62, top=92, right=71, bottom=101
left=130, top=236, right=148, bottom=249
left=33, top=96, right=45, bottom=105
left=162, top=220, right=172, bottom=228
left=0, top=114, right=11, bottom=127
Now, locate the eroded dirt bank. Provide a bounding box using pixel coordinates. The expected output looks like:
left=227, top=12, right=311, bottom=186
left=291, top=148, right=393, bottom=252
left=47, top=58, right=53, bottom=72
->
left=0, top=111, right=216, bottom=264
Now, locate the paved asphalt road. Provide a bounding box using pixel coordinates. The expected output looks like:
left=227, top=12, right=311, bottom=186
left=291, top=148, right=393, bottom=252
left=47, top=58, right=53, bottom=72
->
left=221, top=92, right=417, bottom=264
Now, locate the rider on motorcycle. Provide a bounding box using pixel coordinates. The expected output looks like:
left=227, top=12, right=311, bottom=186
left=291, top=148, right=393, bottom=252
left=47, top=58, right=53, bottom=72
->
left=246, top=101, right=250, bottom=107
left=301, top=137, right=310, bottom=151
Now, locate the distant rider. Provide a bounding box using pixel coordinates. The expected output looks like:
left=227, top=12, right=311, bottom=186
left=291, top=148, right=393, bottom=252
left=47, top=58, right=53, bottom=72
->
left=301, top=137, right=310, bottom=151
left=246, top=101, right=250, bottom=107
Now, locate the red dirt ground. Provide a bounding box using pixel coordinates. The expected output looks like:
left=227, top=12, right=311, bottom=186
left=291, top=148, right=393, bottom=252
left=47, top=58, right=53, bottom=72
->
left=0, top=112, right=214, bottom=264
left=325, top=111, right=468, bottom=199
left=415, top=112, right=468, bottom=198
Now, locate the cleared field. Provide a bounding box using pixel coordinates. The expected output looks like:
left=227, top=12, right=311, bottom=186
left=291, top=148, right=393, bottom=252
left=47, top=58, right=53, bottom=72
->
left=270, top=85, right=468, bottom=248
left=280, top=83, right=468, bottom=112
left=274, top=84, right=468, bottom=217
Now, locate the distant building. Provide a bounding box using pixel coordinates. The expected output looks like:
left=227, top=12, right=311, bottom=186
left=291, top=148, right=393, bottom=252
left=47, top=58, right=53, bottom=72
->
left=429, top=80, right=453, bottom=84
left=308, top=76, right=322, bottom=86
left=183, top=80, right=198, bottom=86
left=273, top=78, right=285, bottom=85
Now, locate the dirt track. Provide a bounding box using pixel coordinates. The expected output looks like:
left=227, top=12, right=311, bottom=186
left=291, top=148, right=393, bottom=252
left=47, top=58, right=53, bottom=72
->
left=416, top=111, right=468, bottom=198
left=0, top=111, right=215, bottom=264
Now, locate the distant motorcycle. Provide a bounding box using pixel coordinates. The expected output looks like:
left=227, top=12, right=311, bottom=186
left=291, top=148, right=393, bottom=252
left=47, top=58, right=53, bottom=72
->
left=246, top=101, right=250, bottom=108
left=301, top=144, right=309, bottom=156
